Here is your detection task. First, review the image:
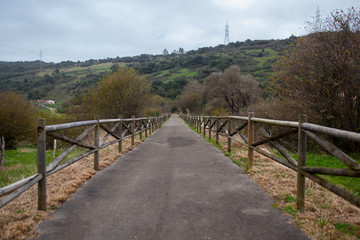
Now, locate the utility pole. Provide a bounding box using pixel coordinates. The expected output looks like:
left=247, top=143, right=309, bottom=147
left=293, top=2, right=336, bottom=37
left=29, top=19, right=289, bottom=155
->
left=224, top=21, right=229, bottom=45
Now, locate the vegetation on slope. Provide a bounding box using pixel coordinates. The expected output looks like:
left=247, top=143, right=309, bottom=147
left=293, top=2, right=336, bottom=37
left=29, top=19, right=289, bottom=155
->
left=0, top=38, right=294, bottom=103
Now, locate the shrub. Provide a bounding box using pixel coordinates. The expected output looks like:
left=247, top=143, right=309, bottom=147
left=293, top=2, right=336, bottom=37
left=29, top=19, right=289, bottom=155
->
left=0, top=92, right=37, bottom=149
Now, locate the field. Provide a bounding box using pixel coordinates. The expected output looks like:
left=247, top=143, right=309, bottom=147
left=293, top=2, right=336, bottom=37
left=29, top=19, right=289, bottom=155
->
left=0, top=147, right=87, bottom=188
left=163, top=68, right=198, bottom=83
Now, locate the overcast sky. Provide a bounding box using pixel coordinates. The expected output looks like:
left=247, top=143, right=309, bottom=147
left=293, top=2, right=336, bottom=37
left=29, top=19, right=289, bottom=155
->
left=0, top=0, right=358, bottom=63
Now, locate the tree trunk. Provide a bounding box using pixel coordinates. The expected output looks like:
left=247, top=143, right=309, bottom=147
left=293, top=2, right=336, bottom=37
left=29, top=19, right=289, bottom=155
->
left=0, top=136, right=5, bottom=168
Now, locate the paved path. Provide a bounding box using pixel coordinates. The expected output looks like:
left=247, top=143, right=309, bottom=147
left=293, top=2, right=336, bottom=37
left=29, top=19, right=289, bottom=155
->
left=35, top=115, right=308, bottom=240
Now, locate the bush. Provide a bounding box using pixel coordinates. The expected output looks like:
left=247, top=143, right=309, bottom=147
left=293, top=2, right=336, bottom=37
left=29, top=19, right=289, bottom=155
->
left=0, top=92, right=37, bottom=148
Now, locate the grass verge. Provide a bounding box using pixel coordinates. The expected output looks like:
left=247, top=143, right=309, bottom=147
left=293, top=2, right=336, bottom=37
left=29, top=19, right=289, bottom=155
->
left=0, top=130, right=153, bottom=239
left=183, top=120, right=360, bottom=240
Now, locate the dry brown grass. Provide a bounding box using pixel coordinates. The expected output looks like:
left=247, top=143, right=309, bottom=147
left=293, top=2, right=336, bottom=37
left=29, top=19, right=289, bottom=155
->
left=0, top=136, right=143, bottom=240
left=216, top=133, right=360, bottom=240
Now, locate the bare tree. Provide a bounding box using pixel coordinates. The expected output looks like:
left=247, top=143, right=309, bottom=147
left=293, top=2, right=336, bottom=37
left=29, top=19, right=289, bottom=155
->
left=271, top=8, right=360, bottom=140
left=177, top=80, right=203, bottom=114
left=205, top=65, right=261, bottom=114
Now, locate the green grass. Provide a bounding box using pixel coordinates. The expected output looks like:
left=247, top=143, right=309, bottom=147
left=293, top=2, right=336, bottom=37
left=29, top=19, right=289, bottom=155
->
left=89, top=64, right=112, bottom=71
left=244, top=48, right=279, bottom=67
left=0, top=147, right=86, bottom=187
left=165, top=68, right=197, bottom=82
left=1, top=148, right=42, bottom=187
left=284, top=194, right=296, bottom=203
left=283, top=205, right=297, bottom=216
left=272, top=150, right=360, bottom=196
left=333, top=222, right=360, bottom=238
left=155, top=69, right=170, bottom=78
left=60, top=64, right=112, bottom=76
left=306, top=153, right=360, bottom=196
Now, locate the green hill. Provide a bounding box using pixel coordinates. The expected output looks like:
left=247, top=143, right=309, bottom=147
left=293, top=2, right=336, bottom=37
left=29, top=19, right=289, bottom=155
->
left=0, top=37, right=295, bottom=102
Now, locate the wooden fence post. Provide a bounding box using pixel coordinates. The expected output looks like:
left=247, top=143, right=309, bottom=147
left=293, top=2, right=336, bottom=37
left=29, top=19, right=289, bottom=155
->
left=145, top=118, right=148, bottom=138
left=0, top=136, right=5, bottom=168
left=199, top=117, right=202, bottom=134
left=297, top=114, right=307, bottom=212
left=196, top=117, right=199, bottom=132
left=94, top=115, right=100, bottom=171
left=208, top=118, right=212, bottom=140
left=153, top=117, right=156, bottom=132
left=37, top=118, right=47, bottom=211
left=149, top=118, right=152, bottom=135
left=131, top=116, right=135, bottom=146
left=52, top=139, right=57, bottom=159
left=248, top=112, right=255, bottom=168
left=228, top=117, right=232, bottom=152
left=203, top=117, right=206, bottom=138
left=195, top=117, right=198, bottom=131
left=216, top=118, right=220, bottom=145
left=140, top=119, right=143, bottom=141
left=118, top=116, right=123, bottom=153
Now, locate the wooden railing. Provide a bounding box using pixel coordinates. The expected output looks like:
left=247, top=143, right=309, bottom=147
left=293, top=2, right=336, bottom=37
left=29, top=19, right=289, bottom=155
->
left=0, top=114, right=169, bottom=210
left=181, top=113, right=360, bottom=211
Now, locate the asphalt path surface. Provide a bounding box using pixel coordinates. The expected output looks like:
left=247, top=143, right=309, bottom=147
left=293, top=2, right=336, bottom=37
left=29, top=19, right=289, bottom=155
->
left=35, top=115, right=308, bottom=240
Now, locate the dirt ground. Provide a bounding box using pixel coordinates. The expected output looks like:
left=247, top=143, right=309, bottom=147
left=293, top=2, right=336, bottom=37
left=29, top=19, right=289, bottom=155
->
left=0, top=136, right=142, bottom=240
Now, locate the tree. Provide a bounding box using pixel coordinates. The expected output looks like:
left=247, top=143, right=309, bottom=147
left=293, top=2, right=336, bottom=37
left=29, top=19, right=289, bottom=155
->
left=110, top=63, right=120, bottom=73
left=205, top=65, right=261, bottom=114
left=178, top=47, right=185, bottom=54
left=177, top=80, right=204, bottom=114
left=0, top=92, right=37, bottom=149
left=163, top=49, right=169, bottom=56
left=271, top=8, right=360, bottom=141
left=177, top=92, right=202, bottom=114
left=145, top=95, right=173, bottom=116
left=85, top=67, right=150, bottom=118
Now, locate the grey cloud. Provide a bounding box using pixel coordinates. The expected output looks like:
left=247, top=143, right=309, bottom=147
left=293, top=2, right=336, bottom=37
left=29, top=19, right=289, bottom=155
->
left=0, top=0, right=358, bottom=62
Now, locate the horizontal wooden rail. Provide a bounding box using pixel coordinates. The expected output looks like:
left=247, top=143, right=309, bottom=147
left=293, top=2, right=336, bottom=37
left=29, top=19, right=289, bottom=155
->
left=181, top=113, right=360, bottom=210
left=302, top=122, right=360, bottom=143
left=0, top=114, right=170, bottom=210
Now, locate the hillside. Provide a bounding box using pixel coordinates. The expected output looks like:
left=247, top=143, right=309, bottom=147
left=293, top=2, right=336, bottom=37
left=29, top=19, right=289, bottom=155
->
left=0, top=37, right=296, bottom=102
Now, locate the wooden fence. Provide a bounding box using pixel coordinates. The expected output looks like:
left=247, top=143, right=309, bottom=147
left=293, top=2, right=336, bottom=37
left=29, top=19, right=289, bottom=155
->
left=181, top=113, right=360, bottom=211
left=0, top=114, right=169, bottom=210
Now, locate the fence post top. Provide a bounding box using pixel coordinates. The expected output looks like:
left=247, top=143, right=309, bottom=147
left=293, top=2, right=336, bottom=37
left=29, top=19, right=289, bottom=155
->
left=299, top=114, right=307, bottom=122
left=38, top=118, right=46, bottom=122
left=37, top=118, right=46, bottom=134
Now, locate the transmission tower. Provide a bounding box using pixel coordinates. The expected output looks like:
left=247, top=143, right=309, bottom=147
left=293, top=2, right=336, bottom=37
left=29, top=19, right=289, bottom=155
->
left=39, top=50, right=43, bottom=71
left=316, top=6, right=321, bottom=31
left=39, top=50, right=43, bottom=61
left=224, top=21, right=229, bottom=45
